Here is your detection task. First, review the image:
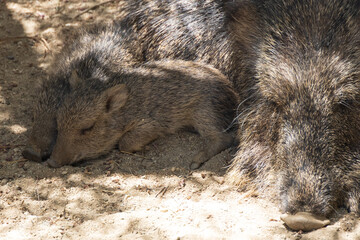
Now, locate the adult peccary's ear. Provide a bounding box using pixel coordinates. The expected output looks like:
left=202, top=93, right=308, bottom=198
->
left=103, top=84, right=128, bottom=113
left=224, top=0, right=261, bottom=52
left=69, top=69, right=83, bottom=90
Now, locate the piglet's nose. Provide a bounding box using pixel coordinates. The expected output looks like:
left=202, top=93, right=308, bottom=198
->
left=22, top=147, right=42, bottom=162
left=280, top=212, right=330, bottom=231
left=45, top=158, right=62, bottom=168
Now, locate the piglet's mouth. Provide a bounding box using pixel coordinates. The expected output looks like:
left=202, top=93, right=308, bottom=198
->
left=45, top=158, right=62, bottom=168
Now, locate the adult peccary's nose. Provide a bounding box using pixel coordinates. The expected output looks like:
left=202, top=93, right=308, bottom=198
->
left=22, top=147, right=42, bottom=162
left=281, top=212, right=330, bottom=231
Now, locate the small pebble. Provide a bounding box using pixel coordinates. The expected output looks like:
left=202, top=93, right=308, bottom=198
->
left=83, top=168, right=92, bottom=174
left=9, top=83, right=18, bottom=88
left=17, top=161, right=25, bottom=168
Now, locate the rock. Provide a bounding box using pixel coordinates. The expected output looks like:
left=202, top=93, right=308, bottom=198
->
left=280, top=212, right=330, bottom=231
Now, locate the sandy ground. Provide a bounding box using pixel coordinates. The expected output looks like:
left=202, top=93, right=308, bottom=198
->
left=0, top=1, right=360, bottom=239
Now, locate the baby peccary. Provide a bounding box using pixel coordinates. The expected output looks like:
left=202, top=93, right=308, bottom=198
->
left=22, top=23, right=143, bottom=163
left=46, top=60, right=238, bottom=169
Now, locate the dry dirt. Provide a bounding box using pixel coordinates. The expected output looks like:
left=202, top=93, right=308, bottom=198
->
left=0, top=1, right=359, bottom=239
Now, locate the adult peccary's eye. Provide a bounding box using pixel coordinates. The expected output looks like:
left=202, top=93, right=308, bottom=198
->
left=80, top=124, right=94, bottom=135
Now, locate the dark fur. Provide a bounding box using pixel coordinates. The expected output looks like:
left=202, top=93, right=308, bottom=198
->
left=227, top=0, right=360, bottom=217
left=121, top=0, right=253, bottom=99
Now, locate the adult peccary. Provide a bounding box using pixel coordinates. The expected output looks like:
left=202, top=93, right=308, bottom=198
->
left=226, top=0, right=360, bottom=227
left=45, top=60, right=238, bottom=169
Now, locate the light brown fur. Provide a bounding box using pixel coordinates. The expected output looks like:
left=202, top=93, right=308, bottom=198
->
left=47, top=60, right=239, bottom=169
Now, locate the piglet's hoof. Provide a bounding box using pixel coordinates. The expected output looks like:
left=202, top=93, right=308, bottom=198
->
left=281, top=212, right=330, bottom=231
left=22, top=147, right=42, bottom=162
left=190, top=162, right=201, bottom=170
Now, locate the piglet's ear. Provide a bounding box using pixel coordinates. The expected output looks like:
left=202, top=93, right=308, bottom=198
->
left=69, top=69, right=82, bottom=90
left=104, top=84, right=128, bottom=113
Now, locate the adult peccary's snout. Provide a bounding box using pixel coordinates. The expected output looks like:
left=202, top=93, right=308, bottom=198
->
left=277, top=107, right=338, bottom=217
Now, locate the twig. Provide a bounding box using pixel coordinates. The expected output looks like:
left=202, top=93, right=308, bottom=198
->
left=0, top=36, right=37, bottom=43
left=155, top=186, right=168, bottom=198
left=0, top=144, right=25, bottom=149
left=0, top=36, right=51, bottom=58
left=38, top=37, right=51, bottom=52
left=112, top=160, right=121, bottom=168
left=36, top=186, right=40, bottom=201
left=73, top=0, right=115, bottom=19
left=0, top=36, right=50, bottom=51
left=120, top=150, right=148, bottom=159
left=2, top=158, right=27, bottom=165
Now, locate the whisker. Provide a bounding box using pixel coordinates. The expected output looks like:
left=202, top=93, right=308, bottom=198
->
left=223, top=93, right=256, bottom=132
